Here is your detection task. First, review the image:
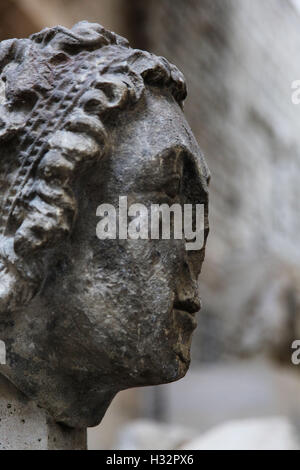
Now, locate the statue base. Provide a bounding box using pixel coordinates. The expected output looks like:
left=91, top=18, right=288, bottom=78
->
left=0, top=375, right=86, bottom=450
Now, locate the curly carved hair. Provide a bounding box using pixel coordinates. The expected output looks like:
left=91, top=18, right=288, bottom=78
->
left=0, top=21, right=187, bottom=315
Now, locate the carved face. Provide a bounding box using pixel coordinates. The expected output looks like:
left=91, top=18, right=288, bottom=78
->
left=59, top=86, right=209, bottom=378
left=1, top=75, right=209, bottom=427
left=1, top=84, right=209, bottom=426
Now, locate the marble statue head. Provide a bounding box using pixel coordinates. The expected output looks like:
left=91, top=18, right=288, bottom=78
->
left=0, top=22, right=209, bottom=427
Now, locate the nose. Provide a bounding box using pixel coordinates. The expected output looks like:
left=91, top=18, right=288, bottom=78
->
left=174, top=263, right=201, bottom=314
left=174, top=293, right=201, bottom=314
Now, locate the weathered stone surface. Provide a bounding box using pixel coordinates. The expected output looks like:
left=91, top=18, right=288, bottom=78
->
left=0, top=21, right=209, bottom=430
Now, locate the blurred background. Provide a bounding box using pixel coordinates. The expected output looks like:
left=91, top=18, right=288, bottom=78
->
left=2, top=0, right=300, bottom=450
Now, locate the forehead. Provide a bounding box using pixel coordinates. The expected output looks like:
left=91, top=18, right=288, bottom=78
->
left=108, top=87, right=209, bottom=187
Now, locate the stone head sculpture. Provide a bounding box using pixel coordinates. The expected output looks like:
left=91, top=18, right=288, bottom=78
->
left=0, top=22, right=209, bottom=428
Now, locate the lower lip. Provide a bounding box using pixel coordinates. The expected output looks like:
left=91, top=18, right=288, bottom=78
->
left=173, top=309, right=198, bottom=331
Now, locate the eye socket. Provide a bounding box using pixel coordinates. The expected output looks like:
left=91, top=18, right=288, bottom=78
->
left=164, top=175, right=181, bottom=199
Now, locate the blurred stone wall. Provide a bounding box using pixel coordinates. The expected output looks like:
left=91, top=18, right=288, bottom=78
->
left=128, top=0, right=300, bottom=364
left=0, top=0, right=128, bottom=40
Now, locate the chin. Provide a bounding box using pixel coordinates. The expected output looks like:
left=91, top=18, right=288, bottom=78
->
left=154, top=347, right=192, bottom=385
left=174, top=348, right=192, bottom=379
left=157, top=360, right=190, bottom=385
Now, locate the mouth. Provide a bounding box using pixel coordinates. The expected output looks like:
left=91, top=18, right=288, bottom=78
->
left=173, top=308, right=198, bottom=331
left=174, top=347, right=191, bottom=366
left=173, top=296, right=201, bottom=332
left=171, top=293, right=201, bottom=367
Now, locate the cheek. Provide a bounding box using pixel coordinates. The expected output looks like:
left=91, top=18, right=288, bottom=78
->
left=89, top=243, right=176, bottom=335
left=98, top=250, right=174, bottom=321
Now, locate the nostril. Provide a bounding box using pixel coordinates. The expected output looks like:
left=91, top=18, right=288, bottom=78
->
left=173, top=296, right=201, bottom=314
